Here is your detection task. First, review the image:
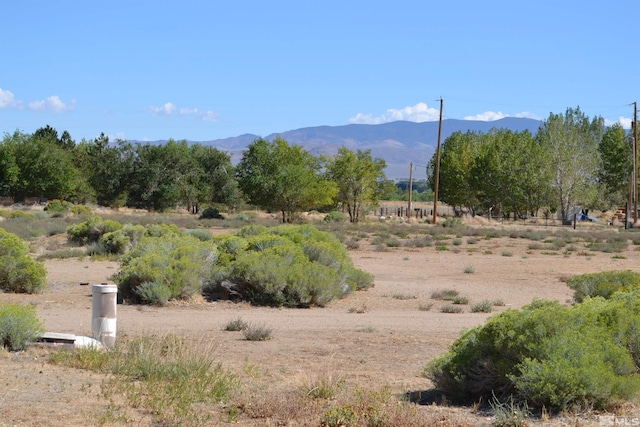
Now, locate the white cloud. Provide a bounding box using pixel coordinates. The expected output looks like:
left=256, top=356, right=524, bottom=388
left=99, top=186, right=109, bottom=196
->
left=28, top=95, right=76, bottom=113
left=147, top=102, right=219, bottom=122
left=605, top=116, right=632, bottom=129
left=146, top=102, right=177, bottom=116
left=0, top=88, right=20, bottom=108
left=349, top=102, right=440, bottom=124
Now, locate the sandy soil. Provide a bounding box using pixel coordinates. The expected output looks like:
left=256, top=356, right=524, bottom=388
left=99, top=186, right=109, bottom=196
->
left=0, top=222, right=637, bottom=426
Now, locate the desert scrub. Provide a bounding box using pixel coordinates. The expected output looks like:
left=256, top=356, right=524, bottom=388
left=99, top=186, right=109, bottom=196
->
left=0, top=228, right=47, bottom=293
left=424, top=297, right=640, bottom=413
left=566, top=270, right=640, bottom=302
left=113, top=233, right=218, bottom=304
left=223, top=317, right=249, bottom=332
left=204, top=224, right=373, bottom=307
left=0, top=303, right=45, bottom=351
left=243, top=324, right=273, bottom=341
left=50, top=334, right=238, bottom=426
left=323, top=210, right=348, bottom=223
left=67, top=216, right=123, bottom=245
left=44, top=199, right=74, bottom=214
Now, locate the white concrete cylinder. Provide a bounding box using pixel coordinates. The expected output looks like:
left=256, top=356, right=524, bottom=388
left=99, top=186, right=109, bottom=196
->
left=92, top=283, right=117, bottom=348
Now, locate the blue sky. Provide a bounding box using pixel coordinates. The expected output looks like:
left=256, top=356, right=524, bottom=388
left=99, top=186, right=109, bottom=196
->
left=2, top=1, right=638, bottom=142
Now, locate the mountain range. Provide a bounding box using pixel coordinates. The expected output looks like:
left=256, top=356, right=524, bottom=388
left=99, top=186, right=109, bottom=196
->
left=146, top=117, right=542, bottom=180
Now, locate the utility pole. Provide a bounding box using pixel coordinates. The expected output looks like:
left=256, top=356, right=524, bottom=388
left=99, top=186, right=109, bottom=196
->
left=634, top=102, right=638, bottom=225
left=407, top=162, right=413, bottom=219
left=432, top=98, right=443, bottom=224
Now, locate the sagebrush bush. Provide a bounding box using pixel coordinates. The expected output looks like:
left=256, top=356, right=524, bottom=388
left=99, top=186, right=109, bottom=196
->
left=71, top=204, right=93, bottom=216
left=204, top=225, right=373, bottom=307
left=100, top=224, right=147, bottom=254
left=425, top=297, right=640, bottom=412
left=44, top=199, right=74, bottom=214
left=114, top=233, right=218, bottom=304
left=67, top=216, right=123, bottom=245
left=566, top=270, right=640, bottom=302
left=0, top=303, right=45, bottom=351
left=0, top=228, right=47, bottom=293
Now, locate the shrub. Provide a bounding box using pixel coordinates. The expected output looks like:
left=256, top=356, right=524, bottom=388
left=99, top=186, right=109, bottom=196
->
left=440, top=304, right=463, bottom=313
left=323, top=211, right=349, bottom=223
left=114, top=233, right=218, bottom=304
left=71, top=204, right=93, bottom=216
left=243, top=324, right=273, bottom=341
left=470, top=300, right=493, bottom=313
left=67, top=216, right=123, bottom=245
left=100, top=224, right=147, bottom=254
left=204, top=225, right=373, bottom=307
left=199, top=207, right=224, bottom=220
left=184, top=229, right=212, bottom=241
left=223, top=317, right=249, bottom=332
left=134, top=282, right=172, bottom=306
left=424, top=298, right=640, bottom=412
left=44, top=199, right=74, bottom=214
left=566, top=270, right=640, bottom=303
left=0, top=303, right=45, bottom=351
left=0, top=229, right=47, bottom=293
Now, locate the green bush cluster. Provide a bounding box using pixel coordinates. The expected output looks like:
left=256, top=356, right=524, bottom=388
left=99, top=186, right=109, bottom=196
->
left=44, top=199, right=74, bottom=213
left=425, top=295, right=640, bottom=412
left=0, top=303, right=45, bottom=351
left=67, top=216, right=123, bottom=245
left=0, top=228, right=47, bottom=293
left=204, top=224, right=374, bottom=307
left=113, top=232, right=218, bottom=305
left=566, top=270, right=640, bottom=302
left=323, top=211, right=348, bottom=223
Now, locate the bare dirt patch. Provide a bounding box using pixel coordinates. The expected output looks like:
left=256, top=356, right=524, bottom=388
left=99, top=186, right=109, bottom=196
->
left=1, top=224, right=638, bottom=426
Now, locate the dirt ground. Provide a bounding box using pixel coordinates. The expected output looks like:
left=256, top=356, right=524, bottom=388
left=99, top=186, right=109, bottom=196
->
left=1, top=220, right=638, bottom=426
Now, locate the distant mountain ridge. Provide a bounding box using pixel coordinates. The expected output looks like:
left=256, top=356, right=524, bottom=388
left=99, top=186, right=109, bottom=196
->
left=139, top=118, right=541, bottom=179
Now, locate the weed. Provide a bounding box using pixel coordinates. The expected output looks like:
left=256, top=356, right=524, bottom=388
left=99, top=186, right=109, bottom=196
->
left=392, top=293, right=416, bottom=300
left=501, top=251, right=513, bottom=257
left=451, top=296, right=469, bottom=305
left=431, top=289, right=459, bottom=300
left=470, top=300, right=493, bottom=313
left=491, top=394, right=530, bottom=427
left=347, top=304, right=368, bottom=314
left=223, top=317, right=249, bottom=331
left=243, top=324, right=273, bottom=341
left=440, top=304, right=464, bottom=313
left=464, top=266, right=475, bottom=274
left=418, top=303, right=433, bottom=311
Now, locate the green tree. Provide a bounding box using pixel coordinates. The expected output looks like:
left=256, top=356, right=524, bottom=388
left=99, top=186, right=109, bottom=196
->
left=598, top=123, right=632, bottom=208
left=73, top=134, right=134, bottom=207
left=9, top=131, right=79, bottom=201
left=325, top=147, right=388, bottom=222
left=0, top=133, right=19, bottom=196
left=236, top=137, right=337, bottom=223
left=189, top=144, right=242, bottom=212
left=427, top=131, right=482, bottom=214
left=537, top=107, right=604, bottom=221
left=472, top=129, right=553, bottom=218
left=129, top=140, right=194, bottom=211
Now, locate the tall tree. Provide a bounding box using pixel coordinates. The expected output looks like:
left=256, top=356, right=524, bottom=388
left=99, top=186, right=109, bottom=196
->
left=472, top=129, right=553, bottom=218
left=236, top=137, right=337, bottom=222
left=0, top=133, right=20, bottom=196
left=10, top=131, right=79, bottom=201
left=536, top=107, right=604, bottom=221
left=189, top=144, right=242, bottom=211
left=325, top=147, right=387, bottom=222
left=427, top=131, right=482, bottom=215
left=597, top=123, right=632, bottom=208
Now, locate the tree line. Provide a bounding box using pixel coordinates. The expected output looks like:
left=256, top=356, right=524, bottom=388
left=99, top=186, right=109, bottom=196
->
left=2, top=106, right=630, bottom=223
left=0, top=127, right=389, bottom=222
left=427, top=107, right=632, bottom=221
